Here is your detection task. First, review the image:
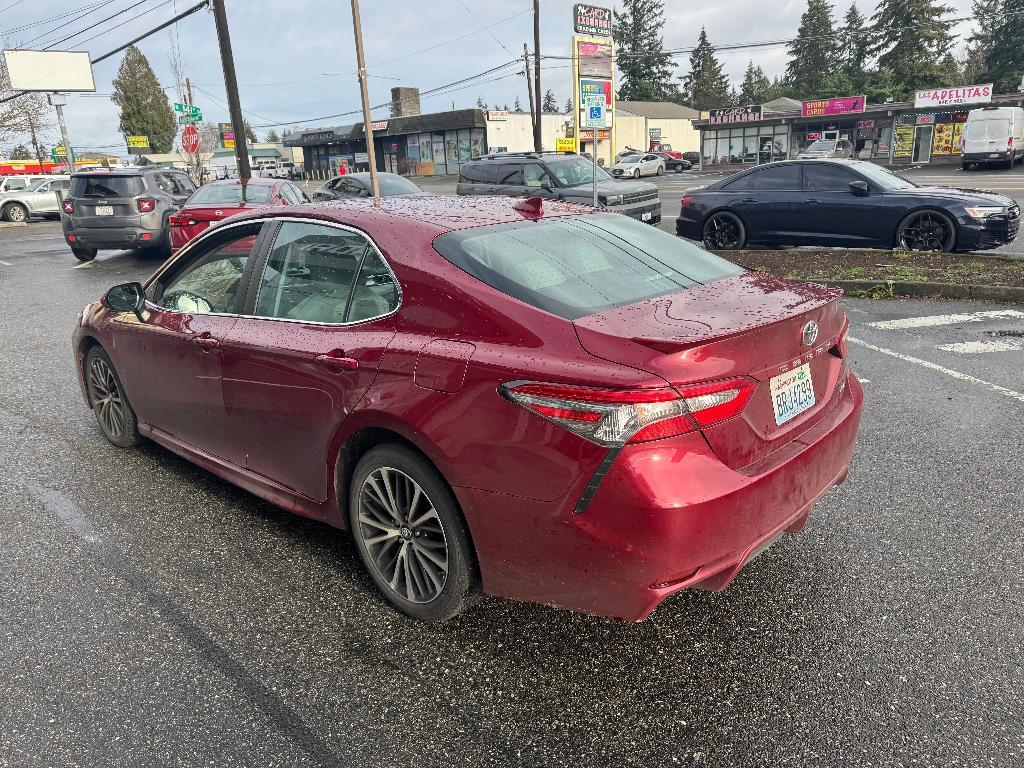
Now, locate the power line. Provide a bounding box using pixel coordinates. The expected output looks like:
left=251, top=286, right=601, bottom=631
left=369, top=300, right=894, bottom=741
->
left=71, top=0, right=180, bottom=50
left=456, top=0, right=516, bottom=58
left=0, top=3, right=106, bottom=39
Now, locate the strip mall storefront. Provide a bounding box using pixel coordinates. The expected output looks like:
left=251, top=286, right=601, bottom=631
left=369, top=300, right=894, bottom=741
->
left=286, top=109, right=487, bottom=178
left=697, top=86, right=1023, bottom=170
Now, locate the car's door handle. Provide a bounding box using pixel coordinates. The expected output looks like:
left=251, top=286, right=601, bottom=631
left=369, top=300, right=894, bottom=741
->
left=738, top=197, right=757, bottom=203
left=806, top=199, right=822, bottom=205
left=192, top=332, right=220, bottom=350
left=315, top=350, right=359, bottom=371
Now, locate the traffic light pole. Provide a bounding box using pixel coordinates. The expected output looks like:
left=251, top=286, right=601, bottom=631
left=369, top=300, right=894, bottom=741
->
left=211, top=0, right=251, bottom=180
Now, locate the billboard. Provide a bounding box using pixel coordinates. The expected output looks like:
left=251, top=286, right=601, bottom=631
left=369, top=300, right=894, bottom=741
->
left=914, top=83, right=992, bottom=108
left=3, top=49, right=95, bottom=92
left=801, top=96, right=865, bottom=117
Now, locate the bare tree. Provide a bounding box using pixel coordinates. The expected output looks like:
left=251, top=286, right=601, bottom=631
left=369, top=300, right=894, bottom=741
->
left=176, top=121, right=219, bottom=183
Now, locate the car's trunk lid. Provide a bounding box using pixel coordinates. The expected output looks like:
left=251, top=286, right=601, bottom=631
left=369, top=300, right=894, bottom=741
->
left=172, top=205, right=249, bottom=242
left=573, top=272, right=849, bottom=470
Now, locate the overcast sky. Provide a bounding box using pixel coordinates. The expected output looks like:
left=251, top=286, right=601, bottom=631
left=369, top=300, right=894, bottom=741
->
left=3, top=0, right=977, bottom=155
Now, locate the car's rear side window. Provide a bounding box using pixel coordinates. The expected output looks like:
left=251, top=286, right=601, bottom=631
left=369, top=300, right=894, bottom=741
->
left=459, top=163, right=498, bottom=184
left=70, top=175, right=144, bottom=197
left=433, top=215, right=744, bottom=320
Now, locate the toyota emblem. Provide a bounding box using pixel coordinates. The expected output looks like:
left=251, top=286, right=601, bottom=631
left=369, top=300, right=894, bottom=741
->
left=801, top=321, right=819, bottom=347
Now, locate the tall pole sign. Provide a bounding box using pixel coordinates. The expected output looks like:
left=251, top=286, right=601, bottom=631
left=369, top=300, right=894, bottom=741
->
left=571, top=6, right=615, bottom=171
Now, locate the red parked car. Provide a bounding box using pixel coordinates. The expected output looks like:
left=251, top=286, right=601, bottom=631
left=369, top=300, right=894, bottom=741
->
left=73, top=196, right=863, bottom=622
left=168, top=178, right=308, bottom=253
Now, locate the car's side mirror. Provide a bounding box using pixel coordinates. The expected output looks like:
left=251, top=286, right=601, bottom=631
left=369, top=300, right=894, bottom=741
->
left=103, top=281, right=146, bottom=321
left=541, top=179, right=554, bottom=192
left=849, top=180, right=870, bottom=196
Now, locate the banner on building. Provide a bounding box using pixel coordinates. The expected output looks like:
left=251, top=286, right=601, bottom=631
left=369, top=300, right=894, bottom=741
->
left=893, top=125, right=914, bottom=157
left=573, top=4, right=612, bottom=36
left=914, top=83, right=992, bottom=108
left=487, top=110, right=508, bottom=121
left=708, top=105, right=762, bottom=125
left=802, top=96, right=866, bottom=117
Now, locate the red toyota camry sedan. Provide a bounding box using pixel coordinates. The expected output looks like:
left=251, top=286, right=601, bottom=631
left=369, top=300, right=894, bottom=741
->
left=73, top=196, right=863, bottom=622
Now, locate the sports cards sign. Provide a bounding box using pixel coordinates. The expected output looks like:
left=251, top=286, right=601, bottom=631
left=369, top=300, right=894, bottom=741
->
left=914, top=83, right=992, bottom=108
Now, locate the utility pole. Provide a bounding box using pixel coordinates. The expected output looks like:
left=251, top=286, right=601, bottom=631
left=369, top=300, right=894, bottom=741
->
left=211, top=0, right=251, bottom=179
left=351, top=0, right=379, bottom=200
left=48, top=94, right=74, bottom=171
left=523, top=44, right=536, bottom=143
left=532, top=0, right=542, bottom=152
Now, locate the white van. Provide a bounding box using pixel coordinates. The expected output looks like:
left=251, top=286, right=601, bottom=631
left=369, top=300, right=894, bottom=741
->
left=962, top=106, right=1024, bottom=169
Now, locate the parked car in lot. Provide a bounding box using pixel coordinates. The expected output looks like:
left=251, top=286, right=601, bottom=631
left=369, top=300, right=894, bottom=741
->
left=677, top=159, right=1019, bottom=252
left=961, top=106, right=1024, bottom=169
left=654, top=152, right=692, bottom=172
left=0, top=177, right=70, bottom=222
left=311, top=171, right=426, bottom=201
left=169, top=177, right=309, bottom=253
left=797, top=138, right=855, bottom=159
left=61, top=168, right=196, bottom=261
left=610, top=152, right=665, bottom=178
left=0, top=173, right=62, bottom=194
left=457, top=152, right=661, bottom=223
left=681, top=151, right=701, bottom=165
left=75, top=196, right=862, bottom=622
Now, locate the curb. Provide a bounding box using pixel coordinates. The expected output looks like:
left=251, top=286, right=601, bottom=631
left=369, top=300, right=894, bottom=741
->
left=0, top=221, right=27, bottom=228
left=821, top=279, right=1024, bottom=303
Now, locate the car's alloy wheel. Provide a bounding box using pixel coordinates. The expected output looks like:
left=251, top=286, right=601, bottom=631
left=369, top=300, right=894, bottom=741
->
left=657, top=166, right=665, bottom=176
left=896, top=211, right=955, bottom=252
left=633, top=168, right=640, bottom=178
left=674, top=164, right=684, bottom=173
left=4, top=203, right=27, bottom=223
left=85, top=347, right=141, bottom=448
left=349, top=445, right=477, bottom=621
left=702, top=211, right=746, bottom=250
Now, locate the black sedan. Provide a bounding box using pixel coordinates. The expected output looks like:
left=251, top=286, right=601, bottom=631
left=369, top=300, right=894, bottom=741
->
left=655, top=152, right=692, bottom=172
left=311, top=171, right=427, bottom=202
left=676, top=159, right=1020, bottom=252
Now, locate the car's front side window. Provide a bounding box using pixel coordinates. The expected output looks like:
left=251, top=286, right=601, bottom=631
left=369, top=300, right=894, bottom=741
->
left=151, top=224, right=263, bottom=314
left=253, top=221, right=389, bottom=324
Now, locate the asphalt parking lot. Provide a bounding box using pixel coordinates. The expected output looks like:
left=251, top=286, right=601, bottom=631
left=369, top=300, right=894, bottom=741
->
left=2, top=222, right=1022, bottom=767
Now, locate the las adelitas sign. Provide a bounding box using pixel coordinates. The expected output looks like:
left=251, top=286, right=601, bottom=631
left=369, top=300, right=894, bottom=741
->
left=914, top=83, right=993, bottom=108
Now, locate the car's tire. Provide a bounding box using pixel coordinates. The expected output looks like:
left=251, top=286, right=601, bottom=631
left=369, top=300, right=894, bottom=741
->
left=84, top=345, right=141, bottom=449
left=3, top=202, right=27, bottom=223
left=349, top=445, right=478, bottom=622
left=633, top=168, right=640, bottom=178
left=895, top=209, right=956, bottom=252
left=656, top=165, right=665, bottom=176
left=702, top=211, right=747, bottom=250
left=961, top=162, right=970, bottom=171
left=674, top=164, right=684, bottom=173
left=71, top=246, right=97, bottom=262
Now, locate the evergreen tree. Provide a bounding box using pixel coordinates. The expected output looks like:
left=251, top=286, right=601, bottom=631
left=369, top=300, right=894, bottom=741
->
left=541, top=89, right=558, bottom=112
left=476, top=96, right=488, bottom=110
left=513, top=96, right=523, bottom=112
left=983, top=0, right=1024, bottom=91
left=243, top=120, right=257, bottom=142
left=785, top=0, right=836, bottom=98
left=870, top=0, right=955, bottom=97
left=680, top=28, right=731, bottom=110
left=841, top=3, right=871, bottom=82
left=739, top=61, right=773, bottom=104
left=613, top=0, right=679, bottom=100
left=264, top=129, right=280, bottom=143
left=964, top=0, right=1004, bottom=81
left=9, top=144, right=30, bottom=159
left=564, top=97, right=573, bottom=114
left=110, top=45, right=177, bottom=153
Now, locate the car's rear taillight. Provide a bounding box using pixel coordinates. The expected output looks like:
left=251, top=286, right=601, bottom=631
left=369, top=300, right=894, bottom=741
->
left=501, top=379, right=755, bottom=446
left=168, top=215, right=195, bottom=227
left=61, top=199, right=74, bottom=214
left=681, top=195, right=693, bottom=207
left=1009, top=137, right=1014, bottom=149
left=137, top=198, right=156, bottom=212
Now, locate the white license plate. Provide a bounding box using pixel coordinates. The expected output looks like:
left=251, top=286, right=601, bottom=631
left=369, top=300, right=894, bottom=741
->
left=989, top=153, right=1000, bottom=158
left=769, top=363, right=816, bottom=426
left=95, top=205, right=114, bottom=216
left=641, top=211, right=652, bottom=221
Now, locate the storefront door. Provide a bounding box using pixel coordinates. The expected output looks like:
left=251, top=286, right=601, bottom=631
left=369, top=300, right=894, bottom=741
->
left=913, top=125, right=933, bottom=163
left=758, top=135, right=775, bottom=164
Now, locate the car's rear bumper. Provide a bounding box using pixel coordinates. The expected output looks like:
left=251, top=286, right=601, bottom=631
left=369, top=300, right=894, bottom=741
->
left=963, top=151, right=1013, bottom=164
left=65, top=226, right=166, bottom=250
left=458, top=372, right=863, bottom=621
left=676, top=211, right=702, bottom=240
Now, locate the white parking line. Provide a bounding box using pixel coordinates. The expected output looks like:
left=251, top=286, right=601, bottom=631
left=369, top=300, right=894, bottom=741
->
left=867, top=309, right=1024, bottom=329
left=936, top=339, right=1024, bottom=354
left=848, top=336, right=1024, bottom=402
left=72, top=260, right=98, bottom=269
left=0, top=259, right=11, bottom=266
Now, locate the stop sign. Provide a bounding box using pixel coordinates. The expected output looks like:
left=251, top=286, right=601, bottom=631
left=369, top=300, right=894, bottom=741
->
left=181, top=123, right=200, bottom=154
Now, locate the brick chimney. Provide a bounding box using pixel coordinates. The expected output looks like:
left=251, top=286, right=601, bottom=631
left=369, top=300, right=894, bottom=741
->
left=390, top=87, right=421, bottom=117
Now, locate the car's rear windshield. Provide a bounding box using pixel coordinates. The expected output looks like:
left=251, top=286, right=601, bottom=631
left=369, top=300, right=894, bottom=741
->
left=433, top=214, right=744, bottom=320
left=189, top=184, right=274, bottom=204
left=805, top=140, right=837, bottom=152
left=70, top=174, right=144, bottom=197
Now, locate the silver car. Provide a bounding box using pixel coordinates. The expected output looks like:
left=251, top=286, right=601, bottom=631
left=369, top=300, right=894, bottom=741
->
left=610, top=152, right=665, bottom=178
left=798, top=138, right=855, bottom=159
left=0, top=177, right=70, bottom=222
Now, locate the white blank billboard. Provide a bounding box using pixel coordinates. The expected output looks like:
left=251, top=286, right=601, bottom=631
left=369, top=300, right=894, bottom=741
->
left=3, top=50, right=95, bottom=92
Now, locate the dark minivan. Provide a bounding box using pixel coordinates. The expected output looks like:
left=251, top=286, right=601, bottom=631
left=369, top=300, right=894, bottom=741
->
left=61, top=168, right=196, bottom=261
